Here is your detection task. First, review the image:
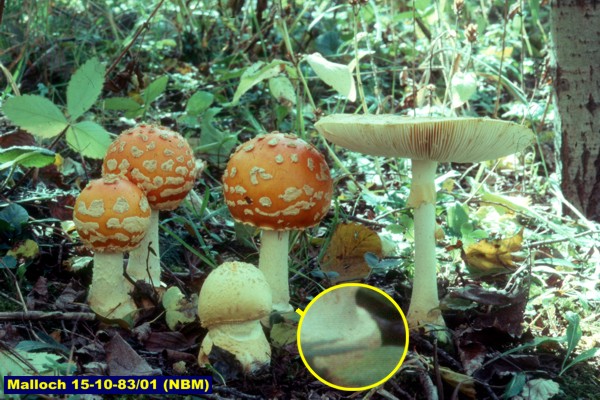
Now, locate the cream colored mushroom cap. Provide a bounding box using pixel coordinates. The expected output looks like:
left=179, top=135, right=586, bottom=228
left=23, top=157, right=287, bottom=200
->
left=315, top=114, right=534, bottom=162
left=198, top=261, right=272, bottom=327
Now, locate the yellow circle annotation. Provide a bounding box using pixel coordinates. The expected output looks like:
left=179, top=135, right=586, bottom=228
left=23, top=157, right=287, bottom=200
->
left=295, top=283, right=409, bottom=391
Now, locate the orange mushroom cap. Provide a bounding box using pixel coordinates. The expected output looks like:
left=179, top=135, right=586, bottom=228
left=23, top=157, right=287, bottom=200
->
left=222, top=132, right=333, bottom=231
left=73, top=175, right=151, bottom=252
left=102, top=124, right=198, bottom=211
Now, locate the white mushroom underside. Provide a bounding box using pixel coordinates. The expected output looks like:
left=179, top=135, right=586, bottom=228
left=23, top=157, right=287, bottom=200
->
left=315, top=115, right=534, bottom=162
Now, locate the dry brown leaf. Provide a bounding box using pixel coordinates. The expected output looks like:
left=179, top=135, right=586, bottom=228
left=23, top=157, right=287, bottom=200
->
left=321, top=222, right=382, bottom=283
left=462, top=228, right=524, bottom=274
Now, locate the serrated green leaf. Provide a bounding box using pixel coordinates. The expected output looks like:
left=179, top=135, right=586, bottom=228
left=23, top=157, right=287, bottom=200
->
left=2, top=95, right=69, bottom=138
left=186, top=91, right=214, bottom=116
left=230, top=60, right=287, bottom=106
left=521, top=378, right=560, bottom=400
left=269, top=76, right=296, bottom=105
left=66, top=121, right=112, bottom=159
left=67, top=57, right=106, bottom=120
left=103, top=97, right=143, bottom=112
left=451, top=72, right=478, bottom=108
left=143, top=75, right=169, bottom=105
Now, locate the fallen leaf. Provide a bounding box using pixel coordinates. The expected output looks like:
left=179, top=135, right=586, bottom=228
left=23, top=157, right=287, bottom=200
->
left=162, top=286, right=197, bottom=331
left=321, top=222, right=382, bottom=283
left=7, top=239, right=39, bottom=259
left=270, top=321, right=297, bottom=348
left=462, top=228, right=524, bottom=274
left=105, top=333, right=160, bottom=376
left=439, top=366, right=477, bottom=399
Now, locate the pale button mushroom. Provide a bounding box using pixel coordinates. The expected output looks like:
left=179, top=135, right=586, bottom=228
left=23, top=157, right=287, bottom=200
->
left=197, top=261, right=272, bottom=374
left=102, top=124, right=200, bottom=288
left=222, top=132, right=333, bottom=314
left=73, top=175, right=151, bottom=321
left=315, top=115, right=534, bottom=328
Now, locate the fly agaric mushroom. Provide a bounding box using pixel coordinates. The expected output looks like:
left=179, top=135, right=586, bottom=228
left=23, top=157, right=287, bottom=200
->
left=315, top=115, right=534, bottom=328
left=198, top=261, right=272, bottom=373
left=222, top=132, right=333, bottom=314
left=102, top=124, right=199, bottom=289
left=73, top=175, right=151, bottom=320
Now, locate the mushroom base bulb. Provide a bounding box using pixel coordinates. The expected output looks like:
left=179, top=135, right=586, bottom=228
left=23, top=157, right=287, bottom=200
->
left=198, top=322, right=271, bottom=374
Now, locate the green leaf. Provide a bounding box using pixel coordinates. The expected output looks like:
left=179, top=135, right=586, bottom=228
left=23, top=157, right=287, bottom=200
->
left=447, top=202, right=469, bottom=237
left=143, top=75, right=169, bottom=105
left=2, top=95, right=69, bottom=138
left=103, top=97, right=143, bottom=112
left=0, top=256, right=17, bottom=268
left=563, top=311, right=582, bottom=365
left=305, top=52, right=356, bottom=101
left=186, top=91, right=214, bottom=116
left=199, top=108, right=238, bottom=165
left=521, top=378, right=560, bottom=400
left=0, top=146, right=56, bottom=171
left=560, top=347, right=600, bottom=375
left=269, top=76, right=297, bottom=105
left=67, top=57, right=106, bottom=120
left=230, top=60, right=287, bottom=106
left=0, top=204, right=29, bottom=232
left=503, top=372, right=527, bottom=399
left=451, top=72, right=478, bottom=108
left=66, top=121, right=112, bottom=159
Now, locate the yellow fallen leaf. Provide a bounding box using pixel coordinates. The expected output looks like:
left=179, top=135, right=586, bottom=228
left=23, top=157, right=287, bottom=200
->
left=462, top=228, right=524, bottom=274
left=7, top=239, right=39, bottom=259
left=439, top=366, right=477, bottom=399
left=322, top=222, right=382, bottom=283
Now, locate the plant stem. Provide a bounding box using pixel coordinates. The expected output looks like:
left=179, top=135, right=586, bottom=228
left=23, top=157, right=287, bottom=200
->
left=258, top=229, right=292, bottom=313
left=127, top=210, right=161, bottom=287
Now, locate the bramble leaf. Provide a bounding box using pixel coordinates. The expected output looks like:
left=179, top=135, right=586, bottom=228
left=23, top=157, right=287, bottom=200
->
left=67, top=57, right=106, bottom=120
left=2, top=95, right=68, bottom=138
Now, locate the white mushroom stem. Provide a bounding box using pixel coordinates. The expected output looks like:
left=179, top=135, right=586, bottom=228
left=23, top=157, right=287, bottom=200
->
left=127, top=210, right=161, bottom=287
left=88, top=252, right=137, bottom=321
left=258, top=230, right=293, bottom=313
left=301, top=286, right=381, bottom=357
left=198, top=321, right=271, bottom=373
left=406, top=159, right=445, bottom=327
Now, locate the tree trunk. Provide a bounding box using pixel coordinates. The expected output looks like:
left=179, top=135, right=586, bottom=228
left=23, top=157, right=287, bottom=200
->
left=551, top=0, right=600, bottom=222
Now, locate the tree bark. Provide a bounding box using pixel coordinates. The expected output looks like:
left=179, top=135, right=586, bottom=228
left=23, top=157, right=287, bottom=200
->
left=551, top=0, right=600, bottom=222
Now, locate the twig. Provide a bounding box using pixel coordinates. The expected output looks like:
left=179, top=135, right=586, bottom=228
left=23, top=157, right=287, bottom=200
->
left=105, top=0, right=166, bottom=78
left=525, top=230, right=600, bottom=248
left=0, top=311, right=96, bottom=321
left=432, top=339, right=444, bottom=400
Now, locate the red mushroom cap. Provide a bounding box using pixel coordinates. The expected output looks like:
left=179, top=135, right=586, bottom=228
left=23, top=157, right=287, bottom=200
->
left=102, top=124, right=198, bottom=211
left=222, top=132, right=333, bottom=230
left=73, top=175, right=151, bottom=252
